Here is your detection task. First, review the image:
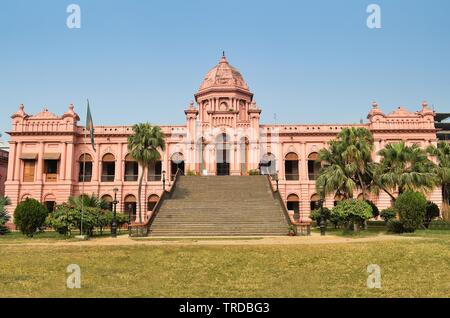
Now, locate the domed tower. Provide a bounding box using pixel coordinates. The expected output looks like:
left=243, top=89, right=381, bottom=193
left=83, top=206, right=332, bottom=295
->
left=189, top=54, right=261, bottom=176
left=194, top=53, right=257, bottom=125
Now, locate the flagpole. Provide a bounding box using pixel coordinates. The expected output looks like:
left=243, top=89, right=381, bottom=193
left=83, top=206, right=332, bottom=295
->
left=80, top=100, right=89, bottom=237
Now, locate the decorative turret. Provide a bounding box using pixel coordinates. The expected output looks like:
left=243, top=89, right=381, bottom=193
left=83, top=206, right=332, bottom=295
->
left=62, top=104, right=80, bottom=122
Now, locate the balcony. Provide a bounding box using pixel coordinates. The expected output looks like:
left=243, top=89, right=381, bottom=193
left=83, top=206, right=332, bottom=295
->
left=45, top=173, right=57, bottom=183
left=285, top=174, right=299, bottom=181
left=78, top=175, right=92, bottom=182
left=124, top=175, right=138, bottom=182
left=101, top=175, right=115, bottom=182
left=148, top=174, right=162, bottom=182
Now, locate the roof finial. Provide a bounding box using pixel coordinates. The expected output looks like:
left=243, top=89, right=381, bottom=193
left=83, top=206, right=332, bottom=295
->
left=222, top=50, right=225, bottom=57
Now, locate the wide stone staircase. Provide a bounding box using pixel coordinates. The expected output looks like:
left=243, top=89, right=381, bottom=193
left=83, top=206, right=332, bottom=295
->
left=148, top=176, right=290, bottom=236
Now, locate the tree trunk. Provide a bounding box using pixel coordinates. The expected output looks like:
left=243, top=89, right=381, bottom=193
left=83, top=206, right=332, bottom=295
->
left=138, top=168, right=144, bottom=224
left=357, top=173, right=366, bottom=200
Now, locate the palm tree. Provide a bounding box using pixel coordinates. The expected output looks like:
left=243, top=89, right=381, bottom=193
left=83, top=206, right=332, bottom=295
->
left=128, top=123, right=166, bottom=223
left=68, top=194, right=109, bottom=210
left=371, top=142, right=438, bottom=200
left=427, top=142, right=450, bottom=204
left=316, top=127, right=374, bottom=199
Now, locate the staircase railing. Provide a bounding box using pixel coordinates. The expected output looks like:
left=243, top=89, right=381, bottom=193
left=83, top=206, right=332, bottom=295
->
left=129, top=169, right=183, bottom=237
left=265, top=174, right=296, bottom=233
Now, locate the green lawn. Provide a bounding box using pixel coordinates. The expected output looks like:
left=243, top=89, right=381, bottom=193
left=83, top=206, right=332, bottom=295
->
left=0, top=230, right=449, bottom=298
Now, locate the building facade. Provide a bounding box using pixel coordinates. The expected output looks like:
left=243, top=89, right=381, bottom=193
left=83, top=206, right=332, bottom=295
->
left=4, top=55, right=442, bottom=220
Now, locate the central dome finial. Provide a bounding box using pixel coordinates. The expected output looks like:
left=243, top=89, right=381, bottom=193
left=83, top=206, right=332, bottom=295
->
left=220, top=51, right=228, bottom=64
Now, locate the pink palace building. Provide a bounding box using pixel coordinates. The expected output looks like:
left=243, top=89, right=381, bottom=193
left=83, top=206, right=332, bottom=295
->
left=4, top=55, right=442, bottom=221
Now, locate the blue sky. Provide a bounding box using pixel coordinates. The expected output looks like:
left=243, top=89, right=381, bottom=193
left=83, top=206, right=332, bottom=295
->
left=0, top=0, right=449, bottom=140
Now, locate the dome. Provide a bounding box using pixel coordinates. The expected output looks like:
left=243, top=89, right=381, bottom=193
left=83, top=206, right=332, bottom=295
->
left=199, top=54, right=249, bottom=92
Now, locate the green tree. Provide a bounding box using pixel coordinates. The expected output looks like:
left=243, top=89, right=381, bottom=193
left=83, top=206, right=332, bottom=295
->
left=316, top=127, right=374, bottom=200
left=394, top=190, right=427, bottom=232
left=0, top=196, right=11, bottom=235
left=331, top=199, right=373, bottom=232
left=128, top=123, right=166, bottom=223
left=372, top=142, right=438, bottom=201
left=427, top=142, right=450, bottom=205
left=14, top=199, right=49, bottom=237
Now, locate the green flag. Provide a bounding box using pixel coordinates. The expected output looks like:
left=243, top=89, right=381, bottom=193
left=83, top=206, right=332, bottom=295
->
left=86, top=100, right=96, bottom=152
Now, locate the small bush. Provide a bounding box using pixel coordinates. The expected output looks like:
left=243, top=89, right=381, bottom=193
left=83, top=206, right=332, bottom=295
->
left=424, top=201, right=440, bottom=228
left=380, top=208, right=397, bottom=223
left=395, top=191, right=427, bottom=232
left=331, top=199, right=373, bottom=231
left=185, top=170, right=199, bottom=176
left=429, top=219, right=450, bottom=230
left=387, top=219, right=404, bottom=234
left=0, top=197, right=11, bottom=235
left=248, top=169, right=260, bottom=176
left=310, top=208, right=331, bottom=225
left=14, top=199, right=49, bottom=237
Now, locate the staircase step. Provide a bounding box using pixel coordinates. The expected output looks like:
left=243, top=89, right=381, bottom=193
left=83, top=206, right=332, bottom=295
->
left=148, top=176, right=289, bottom=236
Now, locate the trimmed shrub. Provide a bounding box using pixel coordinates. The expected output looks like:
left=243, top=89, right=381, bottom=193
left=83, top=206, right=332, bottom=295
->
left=331, top=199, right=373, bottom=231
left=0, top=197, right=11, bottom=235
left=394, top=191, right=427, bottom=232
left=14, top=199, right=49, bottom=237
left=248, top=169, right=260, bottom=176
left=387, top=219, right=404, bottom=234
left=424, top=201, right=440, bottom=228
left=380, top=208, right=397, bottom=223
left=46, top=204, right=130, bottom=236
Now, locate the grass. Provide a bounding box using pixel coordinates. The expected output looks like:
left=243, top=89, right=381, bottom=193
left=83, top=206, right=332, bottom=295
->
left=0, top=230, right=128, bottom=244
left=0, top=230, right=449, bottom=297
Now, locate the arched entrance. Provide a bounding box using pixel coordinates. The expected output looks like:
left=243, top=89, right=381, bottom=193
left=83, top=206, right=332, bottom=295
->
left=170, top=152, right=185, bottom=180
left=310, top=194, right=321, bottom=211
left=124, top=195, right=137, bottom=221
left=260, top=153, right=276, bottom=176
left=101, top=195, right=113, bottom=211
left=216, top=133, right=230, bottom=176
left=287, top=194, right=300, bottom=221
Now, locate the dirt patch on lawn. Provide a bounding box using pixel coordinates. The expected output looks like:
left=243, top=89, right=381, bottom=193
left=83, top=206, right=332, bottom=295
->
left=0, top=232, right=423, bottom=247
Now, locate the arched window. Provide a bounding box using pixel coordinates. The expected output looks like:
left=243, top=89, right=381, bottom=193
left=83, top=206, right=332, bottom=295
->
left=310, top=194, right=321, bottom=211
left=124, top=154, right=138, bottom=182
left=307, top=152, right=321, bottom=180
left=285, top=152, right=299, bottom=180
left=148, top=160, right=162, bottom=182
left=171, top=152, right=185, bottom=180
left=124, top=195, right=137, bottom=220
left=101, top=153, right=116, bottom=182
left=357, top=193, right=365, bottom=201
left=44, top=194, right=56, bottom=213
left=334, top=193, right=344, bottom=206
left=78, top=154, right=93, bottom=182
left=101, top=195, right=113, bottom=211
left=260, top=153, right=277, bottom=176
left=287, top=194, right=300, bottom=221
left=147, top=194, right=160, bottom=212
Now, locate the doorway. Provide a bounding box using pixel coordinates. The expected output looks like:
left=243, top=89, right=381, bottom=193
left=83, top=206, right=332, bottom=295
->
left=216, top=133, right=230, bottom=176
